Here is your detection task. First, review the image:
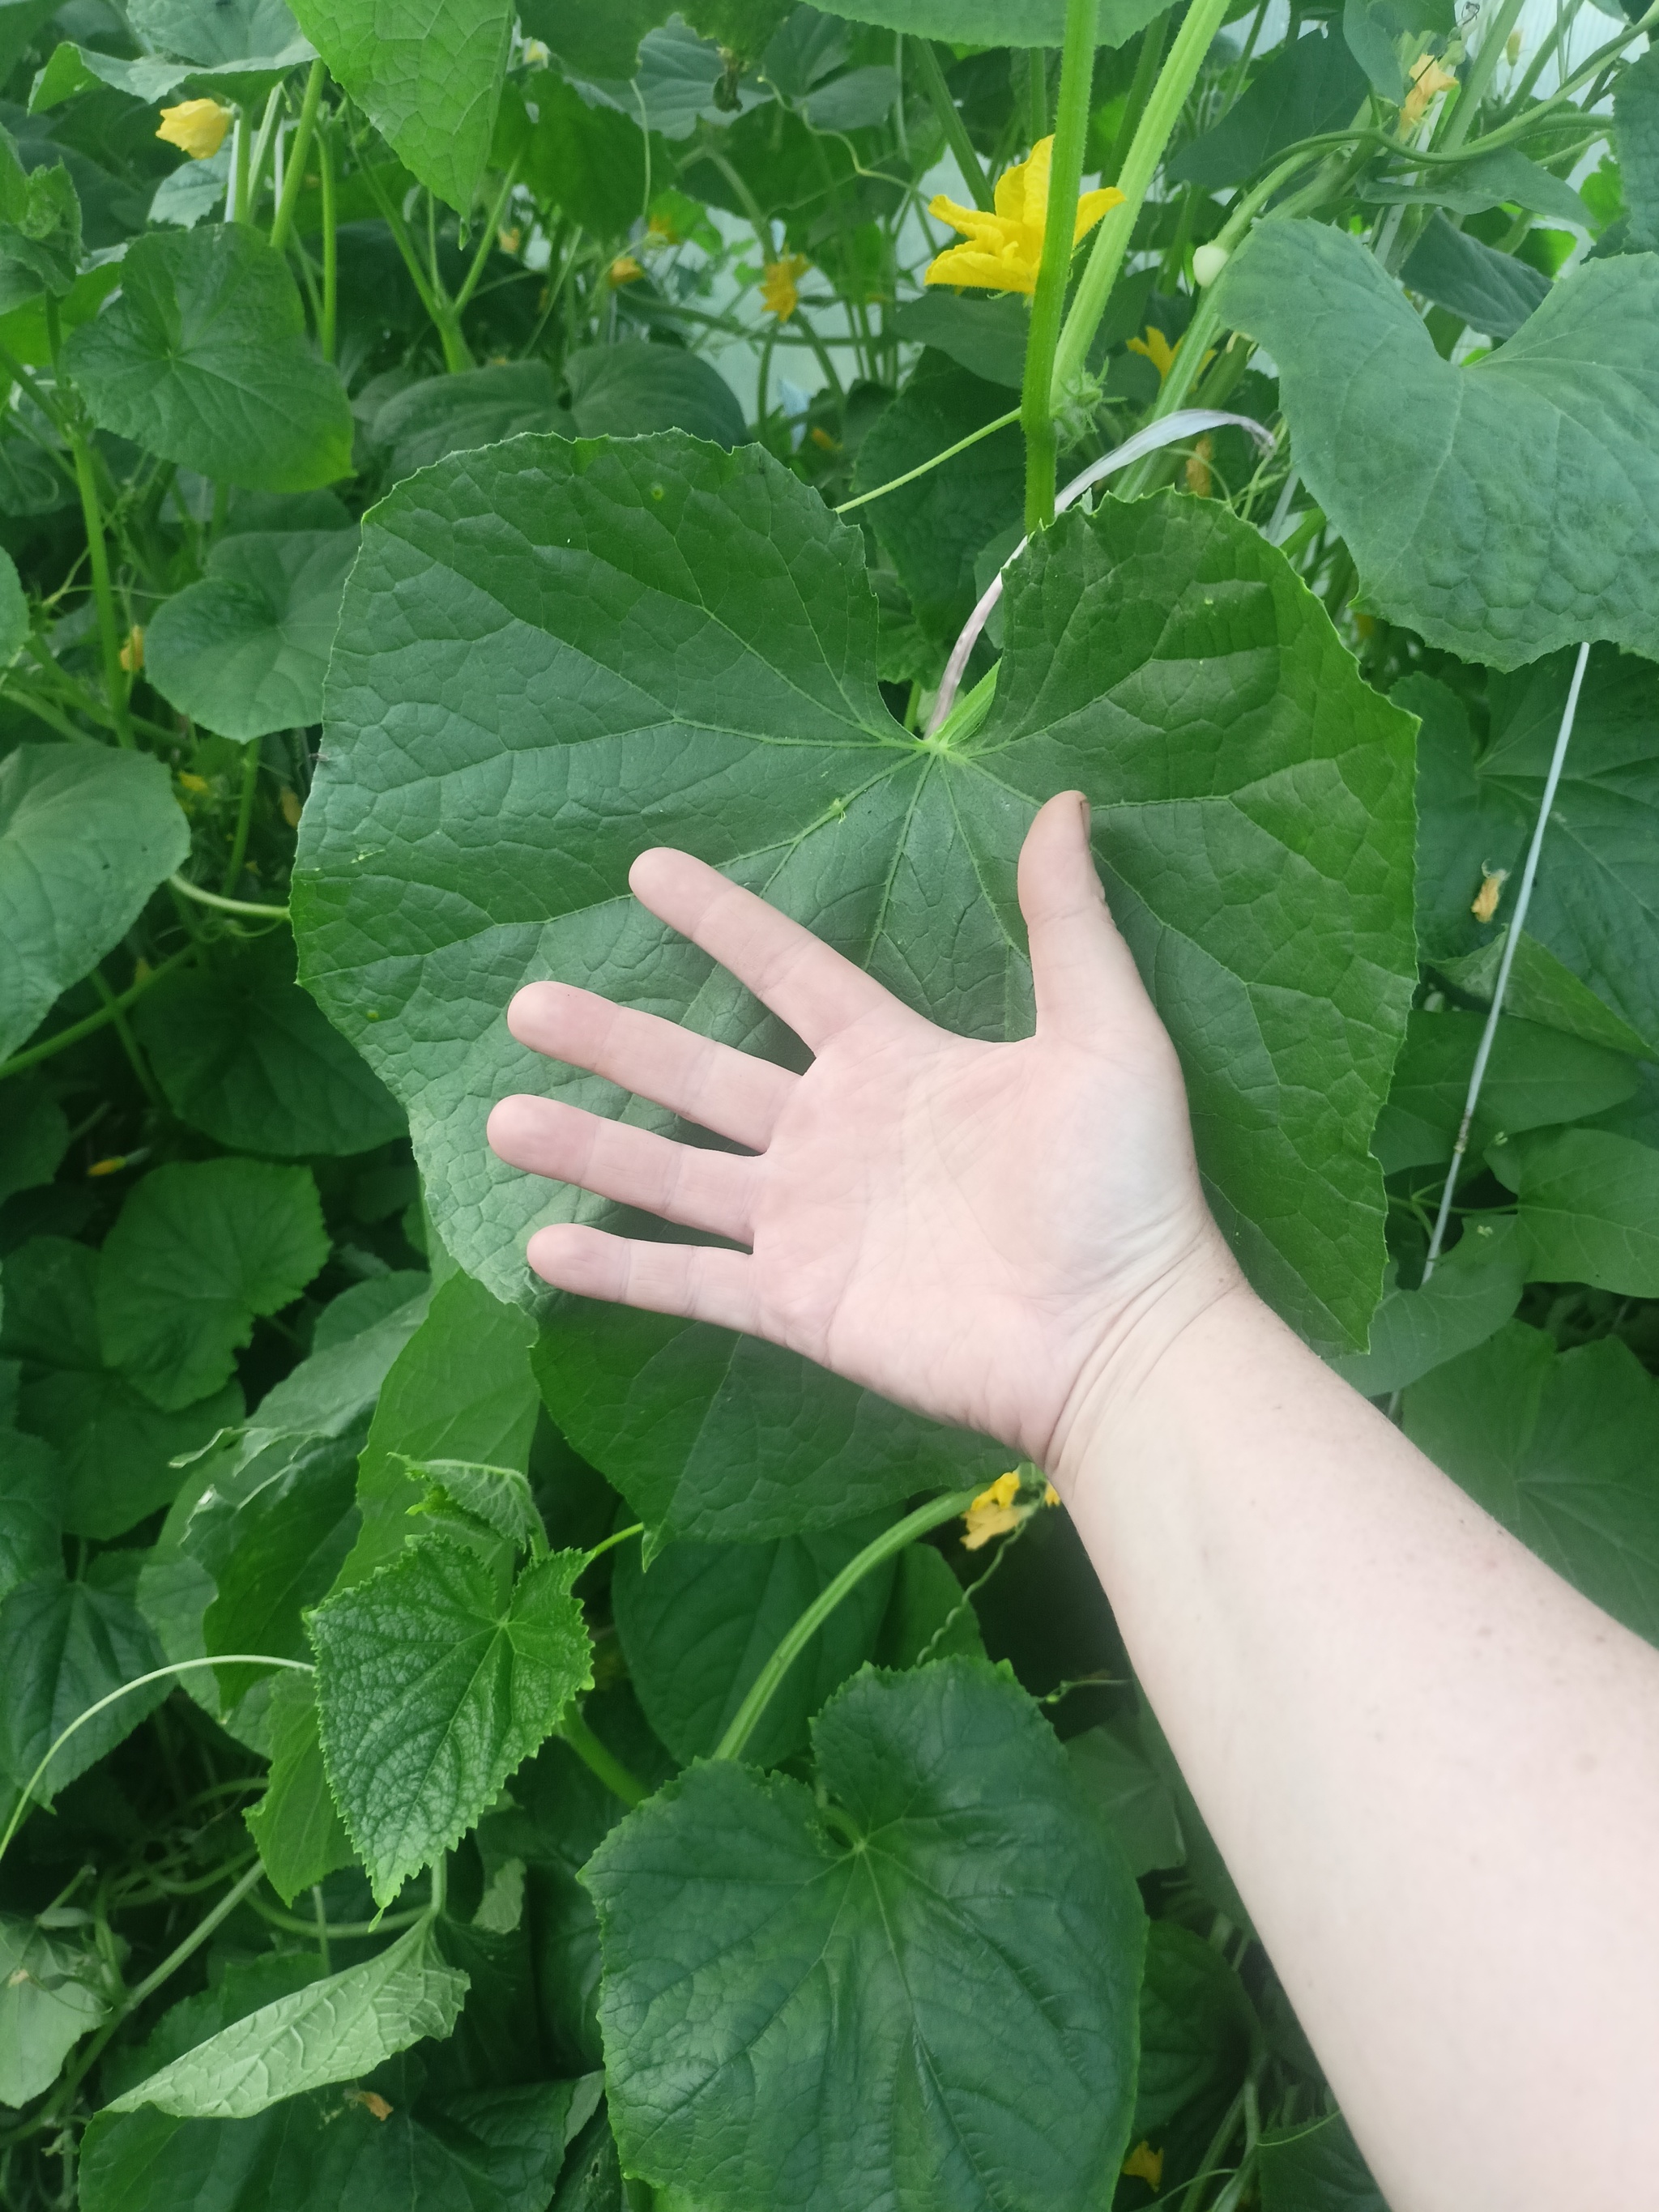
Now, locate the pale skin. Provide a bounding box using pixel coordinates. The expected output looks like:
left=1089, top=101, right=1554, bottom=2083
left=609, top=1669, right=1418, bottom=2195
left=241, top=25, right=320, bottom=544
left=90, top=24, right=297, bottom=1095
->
left=488, top=791, right=1659, bottom=2212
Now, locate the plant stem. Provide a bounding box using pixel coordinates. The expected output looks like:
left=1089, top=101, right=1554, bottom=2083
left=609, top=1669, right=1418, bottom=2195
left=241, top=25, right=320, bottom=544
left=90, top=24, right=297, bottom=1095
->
left=125, top=1857, right=265, bottom=2011
left=91, top=969, right=162, bottom=1106
left=911, top=36, right=994, bottom=209
left=169, top=873, right=290, bottom=919
left=1438, top=0, right=1530, bottom=152
left=318, top=116, right=337, bottom=360
left=1054, top=0, right=1234, bottom=398
left=270, top=57, right=326, bottom=254
left=1106, top=9, right=1171, bottom=185
left=222, top=741, right=260, bottom=891
left=231, top=106, right=250, bottom=223
left=834, top=407, right=1020, bottom=514
left=714, top=1490, right=980, bottom=1763
left=0, top=947, right=191, bottom=1080
left=559, top=1704, right=648, bottom=1806
left=246, top=82, right=284, bottom=213
left=1021, top=0, right=1097, bottom=530
left=1420, top=641, right=1592, bottom=1279
left=66, top=424, right=134, bottom=748
left=451, top=159, right=520, bottom=320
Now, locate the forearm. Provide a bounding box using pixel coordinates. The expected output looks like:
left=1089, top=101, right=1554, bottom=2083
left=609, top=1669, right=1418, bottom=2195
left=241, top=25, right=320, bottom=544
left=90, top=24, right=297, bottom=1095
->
left=1056, top=1281, right=1659, bottom=2212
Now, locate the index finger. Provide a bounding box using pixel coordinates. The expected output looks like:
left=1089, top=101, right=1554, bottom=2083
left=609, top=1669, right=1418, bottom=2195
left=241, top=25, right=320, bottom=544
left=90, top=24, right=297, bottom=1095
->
left=629, top=848, right=899, bottom=1052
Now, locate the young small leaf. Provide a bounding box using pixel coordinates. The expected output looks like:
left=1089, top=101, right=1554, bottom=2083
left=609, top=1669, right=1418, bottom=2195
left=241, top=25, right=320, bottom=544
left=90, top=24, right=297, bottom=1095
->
left=0, top=1913, right=109, bottom=2105
left=1491, top=1126, right=1659, bottom=1294
left=106, top=1920, right=467, bottom=2119
left=309, top=1538, right=592, bottom=1903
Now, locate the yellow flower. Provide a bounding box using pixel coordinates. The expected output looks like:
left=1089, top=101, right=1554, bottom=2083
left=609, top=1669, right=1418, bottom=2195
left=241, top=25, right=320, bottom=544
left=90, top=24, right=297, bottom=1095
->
left=1125, top=326, right=1218, bottom=384
left=1402, top=53, right=1457, bottom=127
left=118, top=624, right=143, bottom=672
left=1471, top=867, right=1508, bottom=923
left=926, top=135, right=1124, bottom=296
left=521, top=36, right=549, bottom=66
left=963, top=1471, right=1023, bottom=1551
left=497, top=225, right=522, bottom=257
left=607, top=255, right=644, bottom=287
left=1122, top=2140, right=1164, bottom=2189
left=761, top=253, right=810, bottom=321
left=87, top=1155, right=128, bottom=1178
left=1184, top=433, right=1213, bottom=498
left=279, top=786, right=304, bottom=829
left=176, top=770, right=210, bottom=795
left=156, top=99, right=232, bottom=160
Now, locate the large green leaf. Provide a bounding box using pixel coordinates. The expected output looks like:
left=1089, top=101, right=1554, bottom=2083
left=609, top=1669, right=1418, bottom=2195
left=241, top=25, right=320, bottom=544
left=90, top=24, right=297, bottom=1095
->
left=1405, top=1322, right=1659, bottom=1643
left=0, top=744, right=188, bottom=1061
left=0, top=1913, right=109, bottom=2105
left=1066, top=1720, right=1184, bottom=1877
left=82, top=2077, right=591, bottom=2212
left=372, top=362, right=561, bottom=482
left=1215, top=223, right=1659, bottom=668
left=584, top=1658, right=1147, bottom=2212
left=287, top=0, right=511, bottom=212
left=62, top=226, right=353, bottom=491
left=800, top=0, right=1164, bottom=42
left=1614, top=44, right=1659, bottom=251
left=145, top=530, right=358, bottom=741
left=1257, top=2113, right=1386, bottom=2210
left=851, top=349, right=1024, bottom=649
left=1130, top=1923, right=1258, bottom=2197
left=0, top=1074, right=66, bottom=1208
left=562, top=343, right=746, bottom=446
left=309, top=1537, right=593, bottom=1903
left=1400, top=211, right=1550, bottom=341
left=1171, top=29, right=1369, bottom=190
left=108, top=1920, right=467, bottom=2118
left=97, top=1160, right=330, bottom=1411
left=1489, top=1126, right=1659, bottom=1293
left=0, top=1237, right=244, bottom=1539
left=129, top=0, right=306, bottom=64
left=132, top=936, right=404, bottom=1157
left=611, top=1511, right=896, bottom=1765
left=243, top=1666, right=355, bottom=1903
left=292, top=435, right=1414, bottom=1541
left=0, top=1426, right=61, bottom=1600
left=182, top=1426, right=363, bottom=1675
left=0, top=1568, right=168, bottom=1799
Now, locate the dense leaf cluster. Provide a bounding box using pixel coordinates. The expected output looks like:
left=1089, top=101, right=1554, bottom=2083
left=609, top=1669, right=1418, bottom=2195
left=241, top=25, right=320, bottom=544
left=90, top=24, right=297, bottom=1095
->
left=0, top=0, right=1656, bottom=2206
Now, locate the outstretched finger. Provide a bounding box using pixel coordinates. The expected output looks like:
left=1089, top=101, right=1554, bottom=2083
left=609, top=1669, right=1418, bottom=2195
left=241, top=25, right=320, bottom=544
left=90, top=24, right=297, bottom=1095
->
left=488, top=1095, right=756, bottom=1243
left=1017, top=791, right=1150, bottom=1039
left=526, top=1223, right=759, bottom=1335
left=508, top=981, right=795, bottom=1152
left=629, top=848, right=900, bottom=1053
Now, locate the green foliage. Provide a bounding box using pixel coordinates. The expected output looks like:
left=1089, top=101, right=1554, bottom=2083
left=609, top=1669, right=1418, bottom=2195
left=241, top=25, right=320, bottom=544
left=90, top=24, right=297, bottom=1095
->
left=1217, top=225, right=1659, bottom=667
left=145, top=531, right=359, bottom=741
left=63, top=226, right=353, bottom=490
left=0, top=747, right=188, bottom=1061
left=586, top=1660, right=1147, bottom=2211
left=96, top=1159, right=330, bottom=1409
left=109, top=1919, right=468, bottom=2116
left=0, top=5, right=1654, bottom=2200
left=1406, top=1324, right=1659, bottom=1643
left=288, top=0, right=510, bottom=211
left=310, top=1538, right=592, bottom=1902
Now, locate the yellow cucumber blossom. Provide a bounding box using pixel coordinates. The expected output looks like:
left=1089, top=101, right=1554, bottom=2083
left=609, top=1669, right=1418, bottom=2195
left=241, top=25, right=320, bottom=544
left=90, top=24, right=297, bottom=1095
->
left=962, top=1470, right=1059, bottom=1551
left=156, top=99, right=233, bottom=160
left=118, top=624, right=143, bottom=672
left=606, top=255, right=645, bottom=288
left=1126, top=324, right=1217, bottom=383
left=761, top=253, right=809, bottom=321
left=1123, top=2142, right=1165, bottom=2189
left=926, top=135, right=1123, bottom=296
left=1402, top=53, right=1457, bottom=127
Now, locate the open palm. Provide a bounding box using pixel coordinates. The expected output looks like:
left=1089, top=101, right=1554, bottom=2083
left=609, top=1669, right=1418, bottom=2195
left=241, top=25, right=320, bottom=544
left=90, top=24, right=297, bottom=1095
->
left=488, top=793, right=1235, bottom=1470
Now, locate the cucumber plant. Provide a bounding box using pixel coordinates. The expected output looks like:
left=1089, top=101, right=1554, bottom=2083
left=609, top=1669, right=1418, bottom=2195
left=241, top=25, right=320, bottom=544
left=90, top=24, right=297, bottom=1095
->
left=1, top=0, right=1657, bottom=2205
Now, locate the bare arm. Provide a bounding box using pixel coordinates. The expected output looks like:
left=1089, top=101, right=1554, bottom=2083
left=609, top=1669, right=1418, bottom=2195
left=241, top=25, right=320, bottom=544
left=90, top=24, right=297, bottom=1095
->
left=488, top=793, right=1659, bottom=2212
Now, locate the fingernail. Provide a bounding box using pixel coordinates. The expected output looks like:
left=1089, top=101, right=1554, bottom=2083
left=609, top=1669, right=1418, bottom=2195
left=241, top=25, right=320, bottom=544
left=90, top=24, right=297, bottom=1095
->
left=1076, top=794, right=1091, bottom=836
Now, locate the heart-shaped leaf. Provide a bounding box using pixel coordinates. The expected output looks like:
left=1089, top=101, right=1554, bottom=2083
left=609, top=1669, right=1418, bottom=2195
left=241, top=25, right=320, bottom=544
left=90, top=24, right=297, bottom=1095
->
left=293, top=433, right=1414, bottom=1543
left=1216, top=222, right=1659, bottom=668
left=583, top=1658, right=1147, bottom=2212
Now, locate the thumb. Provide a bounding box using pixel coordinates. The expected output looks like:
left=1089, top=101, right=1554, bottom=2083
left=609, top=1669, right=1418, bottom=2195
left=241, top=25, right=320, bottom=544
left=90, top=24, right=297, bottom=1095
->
left=1017, top=791, right=1149, bottom=1037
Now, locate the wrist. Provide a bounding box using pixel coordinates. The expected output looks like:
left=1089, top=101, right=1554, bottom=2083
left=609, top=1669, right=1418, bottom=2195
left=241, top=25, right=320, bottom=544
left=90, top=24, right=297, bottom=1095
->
left=1043, top=1230, right=1259, bottom=1498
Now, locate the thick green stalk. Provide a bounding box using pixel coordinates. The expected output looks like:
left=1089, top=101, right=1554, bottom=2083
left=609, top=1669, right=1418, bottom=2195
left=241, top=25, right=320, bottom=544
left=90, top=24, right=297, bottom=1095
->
left=318, top=117, right=337, bottom=360
left=1021, top=0, right=1098, bottom=530
left=169, top=872, right=289, bottom=919
left=1053, top=0, right=1234, bottom=399
left=559, top=1705, right=647, bottom=1806
left=1105, top=10, right=1171, bottom=186
left=911, top=36, right=994, bottom=209
left=1436, top=0, right=1529, bottom=152
left=451, top=159, right=520, bottom=319
left=230, top=107, right=250, bottom=223
left=714, top=1490, right=981, bottom=1763
left=66, top=424, right=134, bottom=748
left=222, top=739, right=260, bottom=891
left=270, top=57, right=326, bottom=254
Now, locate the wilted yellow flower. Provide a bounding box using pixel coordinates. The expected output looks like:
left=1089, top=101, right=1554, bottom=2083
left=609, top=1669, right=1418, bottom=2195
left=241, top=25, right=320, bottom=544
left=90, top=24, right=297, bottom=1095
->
left=118, top=624, right=143, bottom=671
left=345, top=2088, right=394, bottom=2120
left=1184, top=433, right=1213, bottom=498
left=279, top=786, right=303, bottom=828
left=87, top=1155, right=128, bottom=1178
left=761, top=253, right=809, bottom=321
left=156, top=99, right=232, bottom=160
left=497, top=225, right=522, bottom=257
left=1123, top=2141, right=1164, bottom=2189
left=607, top=255, right=644, bottom=287
left=926, top=135, right=1124, bottom=296
left=521, top=36, right=549, bottom=66
left=1471, top=867, right=1508, bottom=923
left=1402, top=53, right=1457, bottom=127
left=176, top=770, right=210, bottom=795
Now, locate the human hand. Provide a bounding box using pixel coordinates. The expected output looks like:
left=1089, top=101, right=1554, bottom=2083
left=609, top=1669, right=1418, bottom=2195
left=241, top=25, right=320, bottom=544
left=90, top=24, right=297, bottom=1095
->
left=487, top=792, right=1243, bottom=1477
